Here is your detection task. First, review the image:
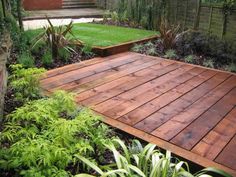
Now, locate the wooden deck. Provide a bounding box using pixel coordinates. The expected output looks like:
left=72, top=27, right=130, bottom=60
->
left=40, top=52, right=236, bottom=176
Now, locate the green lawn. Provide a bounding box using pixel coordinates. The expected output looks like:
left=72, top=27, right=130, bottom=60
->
left=25, top=23, right=158, bottom=47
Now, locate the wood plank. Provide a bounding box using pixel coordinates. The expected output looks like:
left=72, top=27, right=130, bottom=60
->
left=72, top=59, right=169, bottom=94
left=215, top=135, right=236, bottom=170
left=42, top=52, right=137, bottom=79
left=93, top=64, right=191, bottom=114
left=151, top=75, right=236, bottom=141
left=50, top=56, right=153, bottom=92
left=41, top=53, right=144, bottom=90
left=134, top=72, right=231, bottom=133
left=96, top=112, right=236, bottom=177
left=78, top=61, right=175, bottom=105
left=119, top=69, right=216, bottom=126
left=191, top=108, right=236, bottom=160
left=102, top=67, right=205, bottom=119
left=171, top=88, right=236, bottom=150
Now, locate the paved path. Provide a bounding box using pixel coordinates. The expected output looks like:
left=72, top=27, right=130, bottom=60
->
left=23, top=18, right=103, bottom=30
left=40, top=52, right=236, bottom=176
left=24, top=8, right=104, bottom=20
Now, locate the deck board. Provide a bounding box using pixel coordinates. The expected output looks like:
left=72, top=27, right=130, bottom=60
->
left=40, top=52, right=236, bottom=176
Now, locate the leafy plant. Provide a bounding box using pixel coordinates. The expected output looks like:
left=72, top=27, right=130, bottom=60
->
left=131, top=44, right=144, bottom=53
left=184, top=55, right=196, bottom=63
left=0, top=91, right=112, bottom=176
left=32, top=18, right=79, bottom=59
left=76, top=139, right=231, bottom=177
left=59, top=48, right=71, bottom=61
left=111, top=11, right=119, bottom=22
left=17, top=51, right=35, bottom=68
left=203, top=58, right=215, bottom=68
left=159, top=19, right=180, bottom=50
left=8, top=64, right=46, bottom=103
left=103, top=10, right=111, bottom=23
left=146, top=47, right=157, bottom=56
left=225, top=62, right=236, bottom=72
left=81, top=44, right=94, bottom=57
left=42, top=49, right=53, bottom=66
left=164, top=49, right=177, bottom=59
left=76, top=139, right=230, bottom=177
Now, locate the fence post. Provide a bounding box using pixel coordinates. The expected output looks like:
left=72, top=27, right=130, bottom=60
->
left=1, top=0, right=6, bottom=18
left=104, top=0, right=107, bottom=9
left=175, top=0, right=178, bottom=24
left=208, top=6, right=213, bottom=33
left=184, top=0, right=189, bottom=28
left=194, top=0, right=201, bottom=30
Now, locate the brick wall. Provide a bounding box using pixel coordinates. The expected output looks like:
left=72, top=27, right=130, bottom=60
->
left=23, top=0, right=62, bottom=10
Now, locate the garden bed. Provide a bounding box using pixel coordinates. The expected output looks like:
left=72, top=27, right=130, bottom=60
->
left=24, top=23, right=159, bottom=57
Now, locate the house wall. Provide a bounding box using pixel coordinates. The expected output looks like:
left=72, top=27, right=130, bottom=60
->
left=23, top=0, right=62, bottom=10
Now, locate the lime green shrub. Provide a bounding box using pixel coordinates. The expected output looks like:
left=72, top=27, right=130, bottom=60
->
left=8, top=64, right=46, bottom=103
left=0, top=91, right=111, bottom=176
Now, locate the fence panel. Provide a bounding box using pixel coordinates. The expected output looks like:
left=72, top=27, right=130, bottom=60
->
left=97, top=0, right=236, bottom=41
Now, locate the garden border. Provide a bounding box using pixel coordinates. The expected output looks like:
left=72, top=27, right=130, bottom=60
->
left=77, top=35, right=159, bottom=57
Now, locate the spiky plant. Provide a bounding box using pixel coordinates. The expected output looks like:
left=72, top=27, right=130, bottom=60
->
left=32, top=17, right=81, bottom=59
left=159, top=19, right=180, bottom=50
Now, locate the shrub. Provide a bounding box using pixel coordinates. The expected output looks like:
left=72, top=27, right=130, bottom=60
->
left=76, top=139, right=231, bottom=177
left=0, top=91, right=112, bottom=176
left=58, top=48, right=71, bottom=61
left=131, top=44, right=144, bottom=53
left=17, top=51, right=35, bottom=68
left=175, top=30, right=236, bottom=65
left=103, top=10, right=111, bottom=22
left=184, top=55, right=196, bottom=63
left=42, top=49, right=53, bottom=66
left=8, top=64, right=46, bottom=103
left=81, top=44, right=94, bottom=57
left=226, top=63, right=236, bottom=72
left=164, top=49, right=177, bottom=59
left=111, top=11, right=119, bottom=22
left=203, top=58, right=215, bottom=68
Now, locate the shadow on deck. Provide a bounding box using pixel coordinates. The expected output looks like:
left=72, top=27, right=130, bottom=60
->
left=40, top=52, right=236, bottom=176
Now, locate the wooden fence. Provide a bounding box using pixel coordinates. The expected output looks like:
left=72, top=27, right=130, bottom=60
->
left=96, top=0, right=236, bottom=41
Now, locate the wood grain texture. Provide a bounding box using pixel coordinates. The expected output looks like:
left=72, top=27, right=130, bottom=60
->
left=40, top=52, right=236, bottom=176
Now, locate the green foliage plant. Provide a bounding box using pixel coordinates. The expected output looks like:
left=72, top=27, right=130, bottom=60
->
left=103, top=10, right=111, bottom=22
left=58, top=47, right=71, bottom=61
left=226, top=62, right=236, bottom=72
left=17, top=51, right=35, bottom=68
left=76, top=139, right=232, bottom=177
left=184, top=55, right=196, bottom=63
left=203, top=58, right=215, bottom=68
left=42, top=49, right=53, bottom=66
left=164, top=49, right=177, bottom=59
left=131, top=44, right=144, bottom=53
left=0, top=91, right=112, bottom=176
left=81, top=43, right=94, bottom=57
left=8, top=64, right=46, bottom=103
